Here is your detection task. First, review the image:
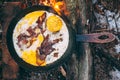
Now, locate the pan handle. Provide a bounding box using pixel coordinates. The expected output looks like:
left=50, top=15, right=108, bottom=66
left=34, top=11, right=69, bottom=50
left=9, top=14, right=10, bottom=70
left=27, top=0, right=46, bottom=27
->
left=76, top=32, right=115, bottom=43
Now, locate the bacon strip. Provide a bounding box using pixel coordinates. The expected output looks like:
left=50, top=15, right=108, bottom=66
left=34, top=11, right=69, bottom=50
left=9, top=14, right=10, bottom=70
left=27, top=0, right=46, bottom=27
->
left=38, top=34, right=63, bottom=60
left=36, top=12, right=46, bottom=30
left=16, top=12, right=47, bottom=48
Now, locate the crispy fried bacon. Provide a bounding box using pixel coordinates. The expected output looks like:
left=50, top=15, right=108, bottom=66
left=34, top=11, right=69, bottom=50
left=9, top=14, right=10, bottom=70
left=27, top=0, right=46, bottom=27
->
left=17, top=33, right=30, bottom=47
left=17, top=33, right=29, bottom=43
left=17, top=12, right=47, bottom=48
left=27, top=27, right=36, bottom=37
left=39, top=34, right=55, bottom=56
left=54, top=53, right=59, bottom=57
left=36, top=12, right=46, bottom=29
left=38, top=34, right=63, bottom=60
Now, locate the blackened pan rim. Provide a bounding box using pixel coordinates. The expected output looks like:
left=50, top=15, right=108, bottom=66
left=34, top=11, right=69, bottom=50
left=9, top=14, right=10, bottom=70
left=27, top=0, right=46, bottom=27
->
left=6, top=5, right=75, bottom=72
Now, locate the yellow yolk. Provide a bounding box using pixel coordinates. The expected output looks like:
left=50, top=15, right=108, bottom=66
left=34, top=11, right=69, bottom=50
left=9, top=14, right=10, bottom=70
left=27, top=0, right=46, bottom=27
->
left=47, top=15, right=63, bottom=32
left=24, top=11, right=45, bottom=19
left=24, top=11, right=45, bottom=26
left=22, top=50, right=38, bottom=66
left=21, top=34, right=46, bottom=66
left=37, top=34, right=44, bottom=45
left=16, top=11, right=45, bottom=31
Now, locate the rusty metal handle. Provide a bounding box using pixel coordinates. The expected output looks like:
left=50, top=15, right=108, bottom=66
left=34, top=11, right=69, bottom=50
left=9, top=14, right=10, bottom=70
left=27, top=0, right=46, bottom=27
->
left=76, top=32, right=115, bottom=43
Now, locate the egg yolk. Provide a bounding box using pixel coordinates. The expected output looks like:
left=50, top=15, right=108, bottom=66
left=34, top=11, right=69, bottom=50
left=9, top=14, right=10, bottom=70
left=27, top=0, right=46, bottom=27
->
left=22, top=50, right=38, bottom=66
left=24, top=11, right=45, bottom=19
left=21, top=34, right=46, bottom=66
left=47, top=15, right=63, bottom=32
left=37, top=34, right=44, bottom=45
left=16, top=11, right=45, bottom=31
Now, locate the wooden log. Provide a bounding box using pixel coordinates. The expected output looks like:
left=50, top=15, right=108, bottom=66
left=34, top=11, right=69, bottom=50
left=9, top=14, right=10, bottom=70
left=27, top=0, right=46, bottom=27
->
left=65, top=0, right=93, bottom=80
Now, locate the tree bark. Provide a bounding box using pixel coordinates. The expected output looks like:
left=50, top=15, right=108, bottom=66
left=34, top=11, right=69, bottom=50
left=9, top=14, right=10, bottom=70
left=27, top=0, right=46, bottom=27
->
left=65, top=0, right=93, bottom=80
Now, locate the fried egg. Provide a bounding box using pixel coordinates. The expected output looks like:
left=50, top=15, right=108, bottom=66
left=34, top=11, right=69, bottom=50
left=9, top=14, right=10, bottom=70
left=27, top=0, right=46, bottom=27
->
left=47, top=15, right=63, bottom=32
left=13, top=10, right=69, bottom=66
